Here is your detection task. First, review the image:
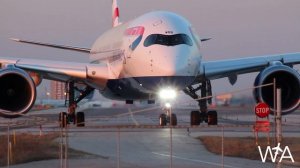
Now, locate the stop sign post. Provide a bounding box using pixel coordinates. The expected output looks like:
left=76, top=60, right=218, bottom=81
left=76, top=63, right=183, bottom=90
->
left=255, top=102, right=270, bottom=118
left=254, top=102, right=271, bottom=145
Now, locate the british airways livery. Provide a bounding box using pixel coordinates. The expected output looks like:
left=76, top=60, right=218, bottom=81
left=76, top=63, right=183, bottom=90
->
left=1, top=0, right=300, bottom=127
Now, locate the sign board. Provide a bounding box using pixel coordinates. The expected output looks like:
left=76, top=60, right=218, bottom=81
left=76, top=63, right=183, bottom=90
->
left=253, top=120, right=270, bottom=132
left=255, top=103, right=270, bottom=118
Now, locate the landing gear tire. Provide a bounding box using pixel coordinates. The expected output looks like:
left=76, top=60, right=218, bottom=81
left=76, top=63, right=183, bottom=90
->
left=191, top=111, right=200, bottom=126
left=200, top=112, right=208, bottom=123
left=68, top=113, right=76, bottom=125
left=59, top=112, right=67, bottom=128
left=207, top=110, right=218, bottom=125
left=159, top=114, right=167, bottom=126
left=76, top=112, right=85, bottom=127
left=170, top=113, right=177, bottom=126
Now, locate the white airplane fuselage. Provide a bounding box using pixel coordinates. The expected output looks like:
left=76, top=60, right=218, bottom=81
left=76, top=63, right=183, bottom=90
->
left=90, top=11, right=202, bottom=100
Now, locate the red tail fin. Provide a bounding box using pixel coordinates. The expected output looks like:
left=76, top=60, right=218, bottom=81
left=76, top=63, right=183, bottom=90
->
left=112, top=0, right=120, bottom=27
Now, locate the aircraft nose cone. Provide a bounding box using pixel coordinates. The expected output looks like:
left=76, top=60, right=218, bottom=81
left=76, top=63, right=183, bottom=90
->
left=138, top=47, right=198, bottom=91
left=157, top=57, right=187, bottom=75
left=153, top=47, right=196, bottom=76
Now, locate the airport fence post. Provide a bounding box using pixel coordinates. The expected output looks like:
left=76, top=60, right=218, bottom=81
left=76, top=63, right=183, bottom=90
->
left=60, top=123, right=63, bottom=168
left=276, top=88, right=282, bottom=143
left=65, top=125, right=69, bottom=168
left=7, top=121, right=10, bottom=168
left=170, top=126, right=173, bottom=168
left=117, top=127, right=120, bottom=168
left=59, top=114, right=68, bottom=168
left=275, top=88, right=282, bottom=168
left=9, top=142, right=12, bottom=164
left=273, top=78, right=276, bottom=148
left=13, top=130, right=16, bottom=146
left=169, top=108, right=173, bottom=168
left=221, top=125, right=224, bottom=168
left=39, top=125, right=42, bottom=137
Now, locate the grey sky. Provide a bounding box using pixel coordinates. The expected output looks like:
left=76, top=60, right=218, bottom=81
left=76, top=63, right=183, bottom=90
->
left=1, top=0, right=300, bottom=96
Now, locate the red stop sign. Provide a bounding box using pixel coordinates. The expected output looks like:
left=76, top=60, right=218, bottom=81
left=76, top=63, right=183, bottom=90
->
left=255, top=103, right=270, bottom=118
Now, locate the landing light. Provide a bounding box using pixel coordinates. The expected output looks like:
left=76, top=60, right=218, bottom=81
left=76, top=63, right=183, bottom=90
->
left=159, top=88, right=177, bottom=100
left=165, top=103, right=171, bottom=108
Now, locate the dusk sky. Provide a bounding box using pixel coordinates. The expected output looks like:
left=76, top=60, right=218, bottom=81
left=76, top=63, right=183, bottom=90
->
left=1, top=0, right=300, bottom=97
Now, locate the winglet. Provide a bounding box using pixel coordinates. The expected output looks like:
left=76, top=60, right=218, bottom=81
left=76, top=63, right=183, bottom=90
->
left=9, top=38, right=21, bottom=42
left=112, top=0, right=120, bottom=27
left=200, top=38, right=212, bottom=42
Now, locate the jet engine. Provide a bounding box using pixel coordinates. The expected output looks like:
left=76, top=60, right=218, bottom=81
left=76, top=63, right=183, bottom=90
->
left=0, top=66, right=36, bottom=118
left=254, top=63, right=300, bottom=115
left=27, top=71, right=42, bottom=86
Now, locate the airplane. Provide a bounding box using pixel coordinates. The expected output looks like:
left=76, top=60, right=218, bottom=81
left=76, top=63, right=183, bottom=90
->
left=1, top=0, right=300, bottom=127
left=272, top=143, right=283, bottom=155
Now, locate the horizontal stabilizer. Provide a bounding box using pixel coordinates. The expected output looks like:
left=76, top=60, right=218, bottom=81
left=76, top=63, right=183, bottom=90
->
left=10, top=38, right=91, bottom=53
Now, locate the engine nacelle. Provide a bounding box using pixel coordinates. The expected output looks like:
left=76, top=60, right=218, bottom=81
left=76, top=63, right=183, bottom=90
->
left=0, top=67, right=36, bottom=118
left=254, top=64, right=300, bottom=115
left=27, top=71, right=42, bottom=86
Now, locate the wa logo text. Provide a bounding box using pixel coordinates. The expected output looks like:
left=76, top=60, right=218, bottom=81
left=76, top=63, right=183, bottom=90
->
left=258, top=143, right=294, bottom=163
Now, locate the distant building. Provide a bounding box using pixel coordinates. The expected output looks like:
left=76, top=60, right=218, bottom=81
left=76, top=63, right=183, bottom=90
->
left=215, top=94, right=233, bottom=106
left=50, top=81, right=66, bottom=100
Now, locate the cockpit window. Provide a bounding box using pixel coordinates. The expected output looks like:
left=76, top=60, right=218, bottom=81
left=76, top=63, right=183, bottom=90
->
left=143, top=34, right=193, bottom=47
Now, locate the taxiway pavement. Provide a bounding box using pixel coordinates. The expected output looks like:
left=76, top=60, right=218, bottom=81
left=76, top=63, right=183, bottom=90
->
left=1, top=106, right=299, bottom=168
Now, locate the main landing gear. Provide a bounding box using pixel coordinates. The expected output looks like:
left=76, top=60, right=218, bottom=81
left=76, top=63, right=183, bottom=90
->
left=59, top=82, right=94, bottom=128
left=159, top=106, right=177, bottom=126
left=184, top=80, right=218, bottom=126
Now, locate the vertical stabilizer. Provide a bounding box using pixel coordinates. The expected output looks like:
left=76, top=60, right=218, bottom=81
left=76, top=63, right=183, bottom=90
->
left=112, top=0, right=120, bottom=27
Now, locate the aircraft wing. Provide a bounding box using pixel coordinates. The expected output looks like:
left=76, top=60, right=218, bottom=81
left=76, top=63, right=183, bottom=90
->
left=0, top=57, right=111, bottom=88
left=201, top=52, right=300, bottom=81
left=9, top=38, right=91, bottom=53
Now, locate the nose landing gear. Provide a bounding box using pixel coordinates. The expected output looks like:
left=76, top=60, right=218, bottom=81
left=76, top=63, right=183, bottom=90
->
left=159, top=106, right=177, bottom=126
